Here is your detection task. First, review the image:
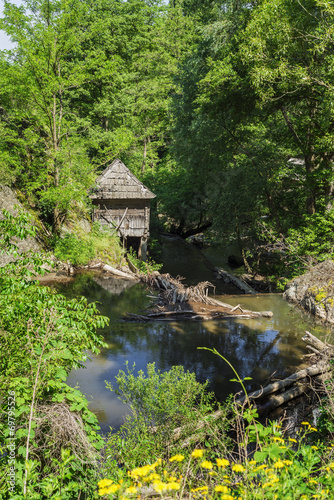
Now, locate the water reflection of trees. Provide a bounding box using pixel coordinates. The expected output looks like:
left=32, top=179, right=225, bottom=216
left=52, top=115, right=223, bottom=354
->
left=58, top=274, right=308, bottom=404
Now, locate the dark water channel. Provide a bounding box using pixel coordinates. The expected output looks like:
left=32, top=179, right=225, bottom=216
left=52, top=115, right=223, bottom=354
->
left=54, top=237, right=331, bottom=434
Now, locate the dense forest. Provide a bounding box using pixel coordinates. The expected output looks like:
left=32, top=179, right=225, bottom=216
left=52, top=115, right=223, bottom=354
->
left=1, top=0, right=334, bottom=277
left=2, top=1, right=334, bottom=499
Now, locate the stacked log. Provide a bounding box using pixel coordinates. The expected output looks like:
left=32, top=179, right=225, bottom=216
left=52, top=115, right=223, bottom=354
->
left=167, top=331, right=333, bottom=448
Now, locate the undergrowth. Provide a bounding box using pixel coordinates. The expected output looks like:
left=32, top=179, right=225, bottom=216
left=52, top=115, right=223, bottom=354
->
left=53, top=222, right=124, bottom=267
left=98, top=351, right=334, bottom=500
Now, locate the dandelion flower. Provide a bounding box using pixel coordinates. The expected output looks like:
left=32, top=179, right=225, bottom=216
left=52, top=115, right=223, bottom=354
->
left=232, top=464, right=245, bottom=473
left=273, top=437, right=284, bottom=443
left=98, top=479, right=113, bottom=488
left=216, top=458, right=229, bottom=467
left=215, top=485, right=230, bottom=493
left=169, top=454, right=185, bottom=462
left=105, top=485, right=120, bottom=494
left=166, top=482, right=180, bottom=490
left=153, top=481, right=168, bottom=493
left=201, top=460, right=213, bottom=469
left=192, top=449, right=204, bottom=458
left=125, top=486, right=137, bottom=494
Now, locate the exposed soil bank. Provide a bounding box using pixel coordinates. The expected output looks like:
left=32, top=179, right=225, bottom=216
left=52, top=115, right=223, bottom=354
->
left=283, top=260, right=334, bottom=326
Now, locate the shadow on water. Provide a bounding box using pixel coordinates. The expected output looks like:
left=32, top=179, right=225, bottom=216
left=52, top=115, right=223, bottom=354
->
left=53, top=264, right=331, bottom=435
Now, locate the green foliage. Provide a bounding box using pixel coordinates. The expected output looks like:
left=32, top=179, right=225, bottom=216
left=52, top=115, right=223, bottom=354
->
left=286, top=211, right=334, bottom=263
left=126, top=247, right=162, bottom=274
left=53, top=223, right=124, bottom=267
left=0, top=209, right=109, bottom=498
left=98, top=406, right=334, bottom=499
left=104, top=362, right=223, bottom=474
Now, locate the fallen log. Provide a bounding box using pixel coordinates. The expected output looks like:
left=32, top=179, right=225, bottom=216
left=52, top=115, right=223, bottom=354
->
left=256, top=383, right=310, bottom=414
left=215, top=267, right=257, bottom=294
left=236, top=362, right=331, bottom=405
left=102, top=264, right=136, bottom=280
left=165, top=332, right=332, bottom=448
left=302, top=330, right=334, bottom=353
left=204, top=297, right=273, bottom=318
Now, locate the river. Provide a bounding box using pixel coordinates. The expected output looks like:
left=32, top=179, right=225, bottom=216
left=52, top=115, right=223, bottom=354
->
left=53, top=236, right=331, bottom=434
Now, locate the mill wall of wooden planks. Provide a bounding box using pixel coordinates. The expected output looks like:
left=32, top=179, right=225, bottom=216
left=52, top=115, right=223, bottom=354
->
left=90, top=159, right=155, bottom=260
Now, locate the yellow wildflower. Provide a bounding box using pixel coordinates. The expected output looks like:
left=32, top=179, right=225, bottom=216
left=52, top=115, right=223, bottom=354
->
left=201, top=460, right=213, bottom=469
left=301, top=422, right=310, bottom=426
left=216, top=458, right=229, bottom=467
left=273, top=460, right=284, bottom=469
left=310, top=427, right=318, bottom=432
left=143, top=473, right=160, bottom=482
left=131, top=465, right=151, bottom=478
left=232, top=464, right=245, bottom=473
left=104, top=484, right=120, bottom=494
left=192, top=449, right=204, bottom=458
left=215, top=485, right=230, bottom=493
left=311, top=446, right=319, bottom=450
left=221, top=495, right=234, bottom=500
left=288, top=438, right=297, bottom=443
left=273, top=436, right=284, bottom=443
left=191, top=486, right=209, bottom=492
left=153, top=481, right=168, bottom=493
left=262, top=482, right=274, bottom=488
left=98, top=479, right=113, bottom=488
left=169, top=454, right=185, bottom=462
left=283, top=460, right=293, bottom=466
left=166, top=482, right=180, bottom=490
left=125, top=486, right=137, bottom=494
left=308, top=479, right=318, bottom=484
left=254, top=464, right=267, bottom=471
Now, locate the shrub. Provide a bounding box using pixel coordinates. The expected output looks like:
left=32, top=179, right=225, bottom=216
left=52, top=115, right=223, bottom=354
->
left=0, top=209, right=109, bottom=499
left=103, top=363, right=230, bottom=475
left=53, top=223, right=124, bottom=267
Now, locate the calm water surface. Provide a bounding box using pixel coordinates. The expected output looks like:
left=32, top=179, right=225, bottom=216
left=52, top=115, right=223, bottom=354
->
left=54, top=238, right=331, bottom=434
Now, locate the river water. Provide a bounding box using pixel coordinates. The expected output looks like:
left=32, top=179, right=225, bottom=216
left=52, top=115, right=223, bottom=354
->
left=54, top=237, right=331, bottom=434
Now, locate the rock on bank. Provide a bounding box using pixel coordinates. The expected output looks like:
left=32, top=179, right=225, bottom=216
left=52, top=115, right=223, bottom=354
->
left=283, top=260, right=334, bottom=325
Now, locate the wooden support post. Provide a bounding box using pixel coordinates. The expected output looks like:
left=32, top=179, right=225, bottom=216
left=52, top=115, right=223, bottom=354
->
left=140, top=237, right=147, bottom=261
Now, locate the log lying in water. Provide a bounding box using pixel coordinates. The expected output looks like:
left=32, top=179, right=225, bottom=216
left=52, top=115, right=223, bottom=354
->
left=302, top=330, right=334, bottom=354
left=88, top=262, right=137, bottom=280
left=215, top=267, right=257, bottom=294
left=167, top=331, right=332, bottom=448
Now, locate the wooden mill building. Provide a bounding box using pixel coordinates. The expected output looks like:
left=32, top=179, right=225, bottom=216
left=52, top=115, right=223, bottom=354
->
left=90, top=159, right=156, bottom=260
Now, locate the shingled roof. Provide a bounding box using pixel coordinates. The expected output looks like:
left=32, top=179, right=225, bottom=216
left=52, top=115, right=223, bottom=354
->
left=90, top=159, right=155, bottom=200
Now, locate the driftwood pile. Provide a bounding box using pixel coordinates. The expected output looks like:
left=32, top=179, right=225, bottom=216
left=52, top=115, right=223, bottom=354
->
left=127, top=272, right=273, bottom=322
left=141, top=272, right=215, bottom=305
